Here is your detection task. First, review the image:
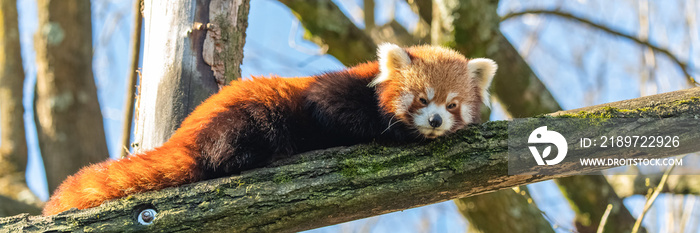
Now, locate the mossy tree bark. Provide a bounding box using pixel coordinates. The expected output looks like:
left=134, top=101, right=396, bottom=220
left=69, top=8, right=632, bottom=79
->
left=33, top=0, right=109, bottom=195
left=0, top=0, right=42, bottom=215
left=1, top=86, right=699, bottom=233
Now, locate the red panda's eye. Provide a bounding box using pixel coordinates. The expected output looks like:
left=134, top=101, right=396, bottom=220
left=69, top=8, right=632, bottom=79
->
left=419, top=98, right=428, bottom=105
left=447, top=103, right=457, bottom=109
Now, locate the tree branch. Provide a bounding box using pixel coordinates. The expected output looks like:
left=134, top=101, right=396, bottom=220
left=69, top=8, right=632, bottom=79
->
left=278, top=0, right=377, bottom=65
left=501, top=9, right=698, bottom=86
left=119, top=0, right=143, bottom=158
left=279, top=0, right=424, bottom=64
left=2, top=86, right=700, bottom=232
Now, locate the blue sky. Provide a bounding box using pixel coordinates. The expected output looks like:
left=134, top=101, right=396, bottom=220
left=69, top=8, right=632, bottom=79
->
left=10, top=0, right=700, bottom=232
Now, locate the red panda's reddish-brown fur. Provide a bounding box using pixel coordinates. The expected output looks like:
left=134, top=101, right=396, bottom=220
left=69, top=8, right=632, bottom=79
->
left=42, top=66, right=372, bottom=215
left=43, top=140, right=200, bottom=214
left=43, top=44, right=496, bottom=216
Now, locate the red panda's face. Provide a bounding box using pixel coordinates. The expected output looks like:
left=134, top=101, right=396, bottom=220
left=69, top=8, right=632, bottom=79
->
left=370, top=43, right=497, bottom=139
left=402, top=87, right=470, bottom=138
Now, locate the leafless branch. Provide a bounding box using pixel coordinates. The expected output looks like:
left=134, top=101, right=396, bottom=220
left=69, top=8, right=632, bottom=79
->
left=631, top=159, right=679, bottom=233
left=120, top=0, right=143, bottom=158
left=501, top=9, right=698, bottom=86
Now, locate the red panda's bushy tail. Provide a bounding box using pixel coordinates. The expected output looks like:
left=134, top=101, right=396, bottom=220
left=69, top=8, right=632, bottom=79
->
left=42, top=143, right=201, bottom=216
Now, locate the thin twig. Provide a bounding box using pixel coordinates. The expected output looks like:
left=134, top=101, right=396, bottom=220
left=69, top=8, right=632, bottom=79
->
left=501, top=9, right=698, bottom=86
left=631, top=158, right=680, bottom=233
left=120, top=0, right=143, bottom=158
left=597, top=204, right=613, bottom=233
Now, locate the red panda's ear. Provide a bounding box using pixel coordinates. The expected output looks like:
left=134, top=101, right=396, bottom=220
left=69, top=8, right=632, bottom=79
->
left=467, top=58, right=498, bottom=106
left=369, top=43, right=411, bottom=87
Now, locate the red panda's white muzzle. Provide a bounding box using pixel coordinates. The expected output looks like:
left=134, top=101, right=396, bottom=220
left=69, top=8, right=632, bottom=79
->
left=413, top=102, right=453, bottom=138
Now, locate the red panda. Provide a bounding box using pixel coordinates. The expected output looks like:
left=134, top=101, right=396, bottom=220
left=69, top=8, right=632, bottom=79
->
left=42, top=43, right=497, bottom=216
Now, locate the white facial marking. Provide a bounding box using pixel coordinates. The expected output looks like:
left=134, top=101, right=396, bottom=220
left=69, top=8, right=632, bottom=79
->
left=414, top=102, right=454, bottom=138
left=426, top=87, right=435, bottom=100
left=461, top=103, right=473, bottom=124
left=447, top=92, right=459, bottom=102
left=395, top=93, right=414, bottom=115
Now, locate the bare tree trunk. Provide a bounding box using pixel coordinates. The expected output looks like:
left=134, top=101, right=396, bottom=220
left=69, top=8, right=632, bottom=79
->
left=0, top=0, right=42, bottom=212
left=34, top=0, right=109, bottom=194
left=133, top=0, right=250, bottom=152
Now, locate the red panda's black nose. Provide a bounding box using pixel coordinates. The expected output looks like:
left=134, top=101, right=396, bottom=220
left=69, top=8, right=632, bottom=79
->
left=429, top=114, right=442, bottom=128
